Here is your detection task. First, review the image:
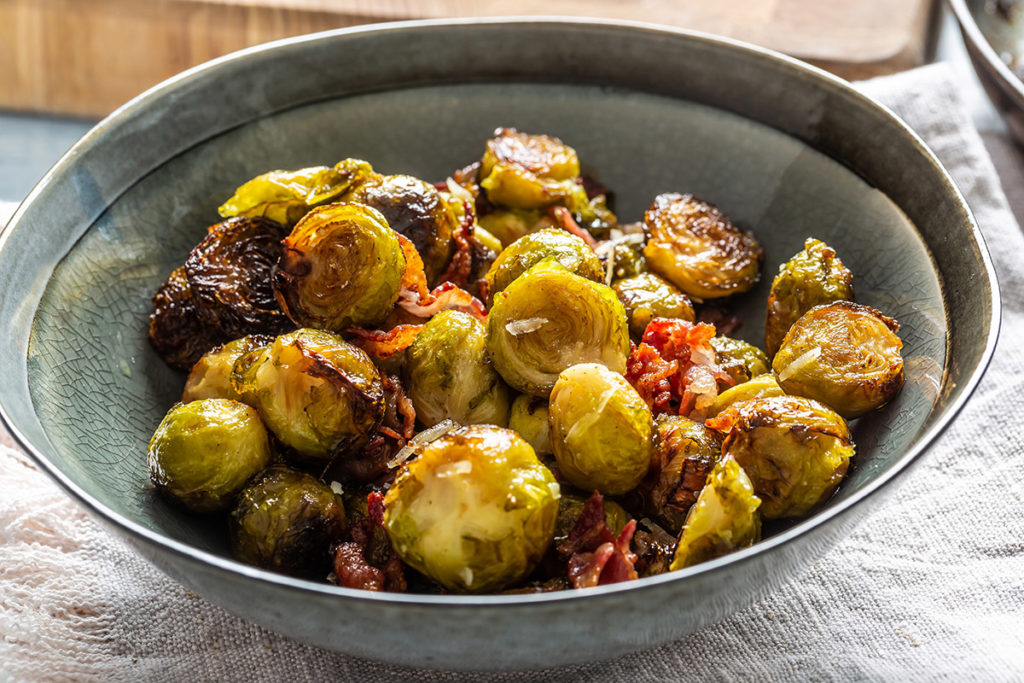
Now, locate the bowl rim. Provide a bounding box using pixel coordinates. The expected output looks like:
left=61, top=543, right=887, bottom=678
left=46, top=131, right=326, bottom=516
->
left=0, top=16, right=1002, bottom=607
left=949, top=0, right=1024, bottom=103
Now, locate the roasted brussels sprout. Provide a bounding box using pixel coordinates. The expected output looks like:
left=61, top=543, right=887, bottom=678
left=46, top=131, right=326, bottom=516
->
left=403, top=310, right=511, bottom=427
left=218, top=158, right=377, bottom=227
left=345, top=174, right=459, bottom=284
left=382, top=424, right=560, bottom=592
left=630, top=415, right=723, bottom=533
left=613, top=273, right=696, bottom=338
left=148, top=399, right=272, bottom=513
left=773, top=301, right=904, bottom=419
left=705, top=373, right=785, bottom=418
left=765, top=237, right=854, bottom=358
left=548, top=363, right=654, bottom=495
left=231, top=328, right=384, bottom=461
left=479, top=128, right=586, bottom=210
left=487, top=261, right=630, bottom=397
left=508, top=394, right=552, bottom=456
left=183, top=216, right=291, bottom=338
left=274, top=203, right=406, bottom=331
left=553, top=493, right=631, bottom=545
left=484, top=227, right=603, bottom=302
left=478, top=208, right=552, bottom=248
left=149, top=266, right=218, bottom=371
left=707, top=396, right=854, bottom=519
left=603, top=233, right=647, bottom=281
left=229, top=465, right=347, bottom=578
left=709, top=336, right=770, bottom=385
left=669, top=457, right=762, bottom=570
left=643, top=193, right=762, bottom=300
left=182, top=334, right=273, bottom=403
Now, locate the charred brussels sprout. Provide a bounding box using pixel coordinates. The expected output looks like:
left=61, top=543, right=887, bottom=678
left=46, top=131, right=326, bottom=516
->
left=148, top=399, right=272, bottom=513
left=548, top=363, right=654, bottom=495
left=669, top=457, right=762, bottom=570
left=773, top=301, right=904, bottom=419
left=345, top=174, right=458, bottom=285
left=230, top=465, right=347, bottom=578
left=182, top=334, right=273, bottom=403
left=487, top=261, right=630, bottom=397
left=613, top=273, right=696, bottom=339
left=218, top=158, right=377, bottom=227
left=508, top=394, right=552, bottom=456
left=631, top=415, right=723, bottom=533
left=706, top=373, right=785, bottom=418
left=185, top=217, right=292, bottom=338
left=707, top=396, right=854, bottom=519
left=484, top=227, right=603, bottom=302
left=403, top=310, right=511, bottom=427
left=710, top=336, right=770, bottom=385
left=553, top=493, right=631, bottom=544
left=149, top=266, right=219, bottom=371
left=382, top=425, right=560, bottom=592
left=643, top=193, right=762, bottom=300
left=765, top=237, right=854, bottom=358
left=231, top=328, right=384, bottom=461
left=479, top=128, right=585, bottom=210
left=274, top=203, right=406, bottom=331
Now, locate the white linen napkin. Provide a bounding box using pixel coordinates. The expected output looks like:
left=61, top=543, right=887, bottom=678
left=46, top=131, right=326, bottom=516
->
left=2, top=63, right=1023, bottom=681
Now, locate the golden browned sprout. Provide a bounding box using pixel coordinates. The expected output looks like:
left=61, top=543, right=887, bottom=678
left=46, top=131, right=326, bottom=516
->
left=613, top=272, right=696, bottom=339
left=480, top=128, right=584, bottom=210
left=629, top=415, right=723, bottom=533
left=149, top=266, right=219, bottom=371
left=709, top=336, right=770, bottom=386
left=773, top=301, right=904, bottom=419
left=643, top=193, right=762, bottom=300
left=484, top=227, right=603, bottom=303
left=765, top=237, right=854, bottom=357
left=273, top=203, right=406, bottom=331
left=182, top=334, right=273, bottom=403
left=707, top=395, right=854, bottom=519
left=508, top=394, right=553, bottom=456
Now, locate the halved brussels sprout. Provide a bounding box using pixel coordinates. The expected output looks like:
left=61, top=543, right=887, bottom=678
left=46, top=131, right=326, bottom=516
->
left=403, top=310, right=511, bottom=427
left=643, top=193, right=762, bottom=300
left=773, top=301, right=904, bottom=419
left=508, top=394, right=552, bottom=456
left=484, top=227, right=603, bottom=302
left=613, top=273, right=696, bottom=339
left=345, top=174, right=459, bottom=285
left=218, top=158, right=377, bottom=227
left=707, top=395, right=854, bottom=519
left=487, top=261, right=630, bottom=397
left=231, top=328, right=384, bottom=461
left=148, top=399, right=272, bottom=513
left=230, top=465, right=347, bottom=578
left=710, top=336, right=770, bottom=386
left=548, top=363, right=654, bottom=495
left=382, top=424, right=560, bottom=592
left=478, top=207, right=552, bottom=248
left=631, top=415, right=723, bottom=533
left=765, top=237, right=854, bottom=358
left=184, top=216, right=292, bottom=338
left=479, top=128, right=585, bottom=210
left=182, top=334, right=273, bottom=403
left=274, top=203, right=406, bottom=331
left=705, top=373, right=785, bottom=418
left=149, top=266, right=218, bottom=371
left=553, top=493, right=631, bottom=545
left=669, top=457, right=762, bottom=570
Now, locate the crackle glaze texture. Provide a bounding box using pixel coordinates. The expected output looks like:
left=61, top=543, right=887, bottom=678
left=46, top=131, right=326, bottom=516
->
left=0, top=21, right=997, bottom=670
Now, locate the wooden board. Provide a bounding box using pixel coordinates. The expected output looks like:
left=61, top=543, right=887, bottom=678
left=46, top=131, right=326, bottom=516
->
left=0, top=0, right=937, bottom=118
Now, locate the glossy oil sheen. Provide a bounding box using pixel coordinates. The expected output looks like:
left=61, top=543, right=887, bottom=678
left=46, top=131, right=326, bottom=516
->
left=0, top=20, right=997, bottom=670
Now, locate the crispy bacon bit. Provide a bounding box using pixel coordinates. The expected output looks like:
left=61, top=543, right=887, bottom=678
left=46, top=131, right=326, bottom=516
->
left=332, top=491, right=406, bottom=592
left=345, top=324, right=423, bottom=359
left=334, top=542, right=388, bottom=591
left=625, top=318, right=735, bottom=419
left=550, top=205, right=598, bottom=250
left=396, top=229, right=488, bottom=322
left=557, top=491, right=639, bottom=589
left=435, top=201, right=476, bottom=287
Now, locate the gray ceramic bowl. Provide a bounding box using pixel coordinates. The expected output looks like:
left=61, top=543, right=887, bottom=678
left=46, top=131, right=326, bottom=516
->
left=0, top=18, right=999, bottom=670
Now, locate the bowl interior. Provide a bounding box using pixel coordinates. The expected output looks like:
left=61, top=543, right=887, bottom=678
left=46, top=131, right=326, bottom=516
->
left=26, top=81, right=945, bottom=556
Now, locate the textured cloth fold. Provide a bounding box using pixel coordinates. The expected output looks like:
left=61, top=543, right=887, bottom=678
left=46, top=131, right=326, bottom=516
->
left=2, top=63, right=1023, bottom=681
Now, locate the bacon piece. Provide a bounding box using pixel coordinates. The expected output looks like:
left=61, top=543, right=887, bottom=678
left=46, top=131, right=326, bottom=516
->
left=435, top=201, right=476, bottom=287
left=345, top=324, right=423, bottom=359
left=398, top=281, right=488, bottom=322
left=550, top=205, right=598, bottom=250
left=557, top=491, right=639, bottom=589
left=332, top=490, right=407, bottom=592
left=367, top=490, right=386, bottom=528
left=334, top=542, right=387, bottom=591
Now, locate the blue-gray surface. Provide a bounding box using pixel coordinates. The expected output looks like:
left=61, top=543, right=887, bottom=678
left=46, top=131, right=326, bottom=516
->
left=0, top=112, right=95, bottom=203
